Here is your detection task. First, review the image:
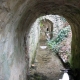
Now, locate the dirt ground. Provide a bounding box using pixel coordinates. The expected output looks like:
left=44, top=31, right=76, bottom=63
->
left=28, top=40, right=64, bottom=80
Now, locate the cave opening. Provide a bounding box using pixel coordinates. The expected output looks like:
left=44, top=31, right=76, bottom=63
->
left=25, top=15, right=72, bottom=80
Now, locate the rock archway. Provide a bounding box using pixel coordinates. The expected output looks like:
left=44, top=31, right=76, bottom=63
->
left=40, top=19, right=53, bottom=41
left=0, top=0, right=80, bottom=80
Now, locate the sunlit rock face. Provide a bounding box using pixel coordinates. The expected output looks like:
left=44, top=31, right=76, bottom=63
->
left=40, top=19, right=53, bottom=40
left=0, top=0, right=80, bottom=80
left=27, top=19, right=40, bottom=67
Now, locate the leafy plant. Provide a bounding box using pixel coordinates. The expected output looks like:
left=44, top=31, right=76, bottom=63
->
left=47, top=26, right=71, bottom=53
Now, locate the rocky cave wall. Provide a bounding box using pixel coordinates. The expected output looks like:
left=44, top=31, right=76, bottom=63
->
left=0, top=0, right=80, bottom=80
left=26, top=19, right=40, bottom=67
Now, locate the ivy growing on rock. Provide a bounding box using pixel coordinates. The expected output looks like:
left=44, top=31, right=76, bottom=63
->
left=47, top=26, right=71, bottom=53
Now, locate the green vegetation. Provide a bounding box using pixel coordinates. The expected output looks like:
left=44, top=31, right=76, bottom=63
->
left=47, top=26, right=71, bottom=53
left=28, top=73, right=47, bottom=80
left=39, top=22, right=44, bottom=27
left=38, top=17, right=44, bottom=27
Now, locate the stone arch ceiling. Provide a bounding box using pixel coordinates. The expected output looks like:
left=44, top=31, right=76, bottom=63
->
left=16, top=0, right=80, bottom=33
left=0, top=0, right=80, bottom=32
